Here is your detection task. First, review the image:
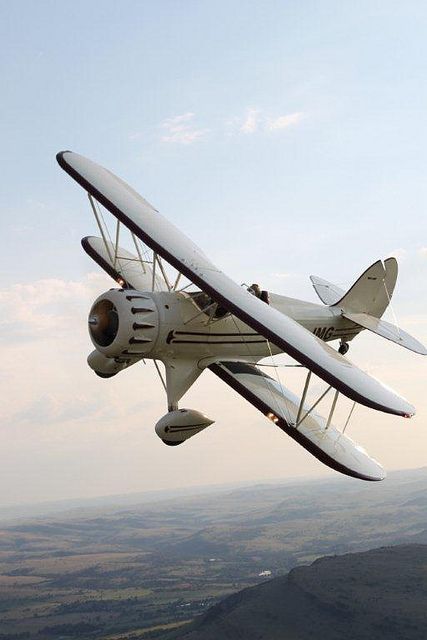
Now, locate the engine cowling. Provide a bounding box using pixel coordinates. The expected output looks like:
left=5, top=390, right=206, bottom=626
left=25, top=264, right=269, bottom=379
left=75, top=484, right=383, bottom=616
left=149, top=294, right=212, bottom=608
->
left=88, top=289, right=159, bottom=359
left=155, top=409, right=214, bottom=446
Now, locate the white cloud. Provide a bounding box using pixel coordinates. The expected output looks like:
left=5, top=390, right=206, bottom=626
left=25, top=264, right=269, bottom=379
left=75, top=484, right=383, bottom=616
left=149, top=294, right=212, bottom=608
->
left=266, top=112, right=304, bottom=131
left=160, top=113, right=209, bottom=144
left=157, top=109, right=304, bottom=143
left=240, top=108, right=259, bottom=134
left=230, top=109, right=304, bottom=136
left=0, top=273, right=164, bottom=437
left=168, top=112, right=194, bottom=123
left=418, top=247, right=427, bottom=257
left=0, top=273, right=109, bottom=343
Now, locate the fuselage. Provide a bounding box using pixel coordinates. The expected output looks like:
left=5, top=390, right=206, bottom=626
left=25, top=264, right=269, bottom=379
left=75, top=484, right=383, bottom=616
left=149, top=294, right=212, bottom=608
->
left=142, top=289, right=361, bottom=366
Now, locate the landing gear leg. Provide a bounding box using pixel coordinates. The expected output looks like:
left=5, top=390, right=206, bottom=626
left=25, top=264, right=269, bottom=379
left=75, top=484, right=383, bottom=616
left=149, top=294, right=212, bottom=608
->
left=338, top=341, right=349, bottom=356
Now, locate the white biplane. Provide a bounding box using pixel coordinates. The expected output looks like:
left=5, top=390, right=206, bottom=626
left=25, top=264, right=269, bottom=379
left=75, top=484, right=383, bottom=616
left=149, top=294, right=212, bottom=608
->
left=57, top=151, right=426, bottom=482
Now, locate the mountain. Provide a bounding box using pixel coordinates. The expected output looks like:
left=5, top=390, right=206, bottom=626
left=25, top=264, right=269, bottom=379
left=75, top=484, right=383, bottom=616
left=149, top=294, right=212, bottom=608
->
left=168, top=544, right=427, bottom=640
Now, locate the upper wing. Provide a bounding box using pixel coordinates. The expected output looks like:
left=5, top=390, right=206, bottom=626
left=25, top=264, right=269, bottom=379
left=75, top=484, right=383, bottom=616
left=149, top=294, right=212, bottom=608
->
left=209, top=361, right=385, bottom=481
left=57, top=150, right=415, bottom=418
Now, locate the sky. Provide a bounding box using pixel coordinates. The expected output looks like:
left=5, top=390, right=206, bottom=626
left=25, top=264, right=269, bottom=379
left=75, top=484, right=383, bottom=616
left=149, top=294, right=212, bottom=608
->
left=0, top=1, right=426, bottom=506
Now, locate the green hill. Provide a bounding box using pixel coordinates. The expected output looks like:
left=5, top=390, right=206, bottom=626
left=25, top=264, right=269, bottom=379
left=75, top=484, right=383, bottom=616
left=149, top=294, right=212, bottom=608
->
left=169, top=544, right=427, bottom=640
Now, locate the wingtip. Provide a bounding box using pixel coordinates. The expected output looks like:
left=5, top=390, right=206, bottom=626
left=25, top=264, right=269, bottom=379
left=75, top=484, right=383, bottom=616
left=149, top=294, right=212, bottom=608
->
left=401, top=401, right=416, bottom=418
left=417, top=341, right=427, bottom=356
left=81, top=236, right=94, bottom=251
left=56, top=150, right=72, bottom=167
left=370, top=466, right=387, bottom=481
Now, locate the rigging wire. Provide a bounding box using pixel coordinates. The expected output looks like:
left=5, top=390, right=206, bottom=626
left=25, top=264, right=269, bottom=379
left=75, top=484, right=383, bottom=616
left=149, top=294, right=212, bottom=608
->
left=228, top=311, right=294, bottom=425
left=382, top=278, right=402, bottom=340
left=265, top=337, right=294, bottom=424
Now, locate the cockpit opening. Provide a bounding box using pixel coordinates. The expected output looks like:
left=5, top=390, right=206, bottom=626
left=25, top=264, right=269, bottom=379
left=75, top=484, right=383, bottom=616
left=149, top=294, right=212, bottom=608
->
left=189, top=283, right=270, bottom=321
left=189, top=291, right=230, bottom=319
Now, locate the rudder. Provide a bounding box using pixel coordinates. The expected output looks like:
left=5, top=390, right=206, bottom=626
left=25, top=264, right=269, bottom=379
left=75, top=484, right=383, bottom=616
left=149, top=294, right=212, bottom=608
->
left=333, top=258, right=398, bottom=318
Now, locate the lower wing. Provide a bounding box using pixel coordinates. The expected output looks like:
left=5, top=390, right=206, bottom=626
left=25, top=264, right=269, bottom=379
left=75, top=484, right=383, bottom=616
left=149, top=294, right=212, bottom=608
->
left=82, top=235, right=168, bottom=291
left=209, top=360, right=385, bottom=482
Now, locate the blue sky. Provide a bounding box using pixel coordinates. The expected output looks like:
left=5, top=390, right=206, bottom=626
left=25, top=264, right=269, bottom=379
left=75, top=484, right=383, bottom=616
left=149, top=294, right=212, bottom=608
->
left=1, top=1, right=426, bottom=504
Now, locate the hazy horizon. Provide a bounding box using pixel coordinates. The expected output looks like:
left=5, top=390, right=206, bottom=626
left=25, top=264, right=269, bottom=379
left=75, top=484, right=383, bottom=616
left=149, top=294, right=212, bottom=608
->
left=1, top=465, right=426, bottom=520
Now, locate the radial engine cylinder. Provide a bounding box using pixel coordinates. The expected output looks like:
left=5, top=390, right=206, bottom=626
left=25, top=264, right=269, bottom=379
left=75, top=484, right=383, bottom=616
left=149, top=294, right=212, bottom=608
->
left=155, top=409, right=214, bottom=446
left=88, top=289, right=159, bottom=359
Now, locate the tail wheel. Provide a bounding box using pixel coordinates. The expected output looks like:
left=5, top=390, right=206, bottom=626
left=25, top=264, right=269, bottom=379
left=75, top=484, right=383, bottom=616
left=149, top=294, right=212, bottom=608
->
left=339, top=341, right=350, bottom=355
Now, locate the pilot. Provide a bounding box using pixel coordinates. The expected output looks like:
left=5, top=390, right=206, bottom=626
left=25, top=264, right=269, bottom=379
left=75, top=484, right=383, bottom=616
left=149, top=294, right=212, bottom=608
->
left=248, top=283, right=262, bottom=298
left=248, top=283, right=270, bottom=305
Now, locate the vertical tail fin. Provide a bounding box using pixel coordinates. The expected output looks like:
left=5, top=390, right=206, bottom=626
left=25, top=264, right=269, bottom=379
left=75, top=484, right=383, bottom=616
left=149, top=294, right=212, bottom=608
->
left=311, top=258, right=426, bottom=354
left=311, top=258, right=398, bottom=317
left=333, top=258, right=398, bottom=317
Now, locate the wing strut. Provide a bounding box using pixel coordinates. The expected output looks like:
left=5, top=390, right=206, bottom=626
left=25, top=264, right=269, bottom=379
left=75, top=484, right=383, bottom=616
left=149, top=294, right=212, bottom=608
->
left=154, top=254, right=172, bottom=292
left=295, top=384, right=332, bottom=428
left=131, top=232, right=148, bottom=275
left=151, top=252, right=157, bottom=291
left=89, top=193, right=173, bottom=291
left=326, top=389, right=340, bottom=428
left=173, top=272, right=182, bottom=291
left=113, top=219, right=120, bottom=269
left=343, top=401, right=357, bottom=434
left=294, top=370, right=355, bottom=434
left=88, top=193, right=114, bottom=265
left=296, top=370, right=311, bottom=424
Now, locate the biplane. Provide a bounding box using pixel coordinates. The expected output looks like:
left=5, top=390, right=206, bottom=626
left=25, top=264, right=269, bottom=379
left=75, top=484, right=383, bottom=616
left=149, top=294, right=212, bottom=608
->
left=57, top=151, right=426, bottom=482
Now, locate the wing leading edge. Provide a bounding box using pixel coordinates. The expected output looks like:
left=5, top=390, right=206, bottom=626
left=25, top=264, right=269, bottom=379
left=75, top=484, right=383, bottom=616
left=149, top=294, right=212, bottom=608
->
left=209, top=361, right=385, bottom=481
left=57, top=151, right=415, bottom=418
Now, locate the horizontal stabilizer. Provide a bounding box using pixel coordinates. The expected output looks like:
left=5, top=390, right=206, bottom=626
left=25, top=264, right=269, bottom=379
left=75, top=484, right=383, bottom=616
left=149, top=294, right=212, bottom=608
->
left=343, top=311, right=427, bottom=355
left=210, top=361, right=385, bottom=481
left=310, top=275, right=345, bottom=306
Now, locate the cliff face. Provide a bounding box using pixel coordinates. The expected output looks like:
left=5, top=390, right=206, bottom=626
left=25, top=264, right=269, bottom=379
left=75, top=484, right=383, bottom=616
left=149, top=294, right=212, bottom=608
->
left=169, top=545, right=427, bottom=640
